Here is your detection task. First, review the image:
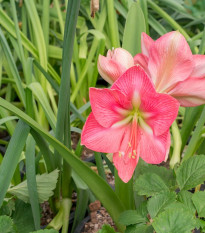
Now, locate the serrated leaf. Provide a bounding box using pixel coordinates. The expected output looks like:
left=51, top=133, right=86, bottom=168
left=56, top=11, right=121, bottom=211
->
left=0, top=199, right=15, bottom=216
left=192, top=191, right=205, bottom=217
left=152, top=205, right=196, bottom=233
left=30, top=229, right=58, bottom=233
left=98, top=224, right=117, bottom=233
left=8, top=170, right=59, bottom=203
left=178, top=190, right=196, bottom=215
left=118, top=210, right=147, bottom=226
left=137, top=163, right=175, bottom=188
left=125, top=224, right=153, bottom=233
left=134, top=173, right=169, bottom=196
left=147, top=191, right=176, bottom=219
left=0, top=216, right=16, bottom=233
left=176, top=155, right=205, bottom=190
left=12, top=200, right=35, bottom=233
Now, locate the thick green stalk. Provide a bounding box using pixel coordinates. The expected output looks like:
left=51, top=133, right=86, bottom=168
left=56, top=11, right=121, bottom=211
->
left=170, top=121, right=182, bottom=168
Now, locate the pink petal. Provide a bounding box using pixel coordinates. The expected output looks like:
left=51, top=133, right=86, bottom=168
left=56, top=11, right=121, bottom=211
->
left=113, top=151, right=139, bottom=183
left=141, top=93, right=179, bottom=136
left=141, top=32, right=154, bottom=56
left=97, top=55, right=126, bottom=84
left=81, top=113, right=130, bottom=153
left=89, top=88, right=132, bottom=128
left=168, top=77, right=205, bottom=107
left=111, top=66, right=156, bottom=100
left=148, top=31, right=194, bottom=93
left=108, top=48, right=134, bottom=70
left=190, top=55, right=205, bottom=78
left=133, top=53, right=149, bottom=74
left=139, top=129, right=171, bottom=164
left=97, top=48, right=134, bottom=84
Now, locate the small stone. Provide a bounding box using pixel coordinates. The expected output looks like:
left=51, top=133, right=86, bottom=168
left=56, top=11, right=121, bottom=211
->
left=89, top=200, right=101, bottom=211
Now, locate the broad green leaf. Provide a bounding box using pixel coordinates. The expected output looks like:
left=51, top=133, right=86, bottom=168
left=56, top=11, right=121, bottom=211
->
left=176, top=155, right=205, bottom=190
left=98, top=224, right=117, bottom=233
left=126, top=224, right=153, bottom=233
left=12, top=200, right=35, bottom=233
left=147, top=191, right=176, bottom=219
left=178, top=190, right=196, bottom=215
left=135, top=162, right=175, bottom=188
left=192, top=191, right=205, bottom=218
left=30, top=229, right=58, bottom=233
left=8, top=170, right=59, bottom=203
left=122, top=2, right=146, bottom=55
left=152, top=205, right=196, bottom=233
left=118, top=210, right=147, bottom=226
left=134, top=173, right=169, bottom=196
left=0, top=120, right=30, bottom=207
left=0, top=216, right=16, bottom=233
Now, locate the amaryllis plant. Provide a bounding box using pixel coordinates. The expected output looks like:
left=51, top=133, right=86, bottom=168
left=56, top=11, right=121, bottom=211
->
left=81, top=66, right=179, bottom=182
left=2, top=1, right=205, bottom=233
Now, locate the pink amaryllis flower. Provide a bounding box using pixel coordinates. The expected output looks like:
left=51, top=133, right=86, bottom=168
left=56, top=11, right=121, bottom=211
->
left=81, top=66, right=179, bottom=182
left=98, top=48, right=134, bottom=84
left=134, top=31, right=205, bottom=107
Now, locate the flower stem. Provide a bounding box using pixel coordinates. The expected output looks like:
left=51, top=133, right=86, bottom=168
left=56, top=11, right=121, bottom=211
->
left=170, top=121, right=182, bottom=168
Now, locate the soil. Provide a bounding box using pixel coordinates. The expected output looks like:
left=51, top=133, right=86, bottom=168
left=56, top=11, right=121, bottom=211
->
left=81, top=200, right=116, bottom=233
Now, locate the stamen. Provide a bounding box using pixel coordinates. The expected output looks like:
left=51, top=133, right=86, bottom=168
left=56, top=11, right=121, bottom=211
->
left=132, top=156, right=136, bottom=159
left=128, top=142, right=132, bottom=147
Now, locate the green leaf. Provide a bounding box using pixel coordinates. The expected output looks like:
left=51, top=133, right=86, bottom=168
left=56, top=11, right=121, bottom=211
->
left=122, top=2, right=146, bottom=55
left=118, top=210, right=147, bottom=226
left=30, top=229, right=58, bottom=233
left=12, top=200, right=35, bottom=233
left=177, top=190, right=196, bottom=215
left=125, top=224, right=153, bottom=233
left=0, top=216, right=16, bottom=233
left=176, top=155, right=205, bottom=190
left=0, top=199, right=15, bottom=216
left=98, top=224, right=117, bottom=233
left=192, top=191, right=205, bottom=218
left=135, top=162, right=175, bottom=188
left=8, top=170, right=59, bottom=203
left=134, top=173, right=169, bottom=196
left=28, top=82, right=56, bottom=131
left=152, top=205, right=196, bottom=233
left=147, top=191, right=176, bottom=219
left=0, top=116, right=18, bottom=126
left=0, top=120, right=30, bottom=207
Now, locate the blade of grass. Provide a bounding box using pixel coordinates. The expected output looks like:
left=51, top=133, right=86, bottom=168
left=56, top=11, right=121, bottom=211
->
left=106, top=0, right=120, bottom=47
left=0, top=28, right=25, bottom=106
left=147, top=0, right=190, bottom=40
left=0, top=120, right=30, bottom=207
left=182, top=107, right=205, bottom=162
left=25, top=135, right=40, bottom=230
